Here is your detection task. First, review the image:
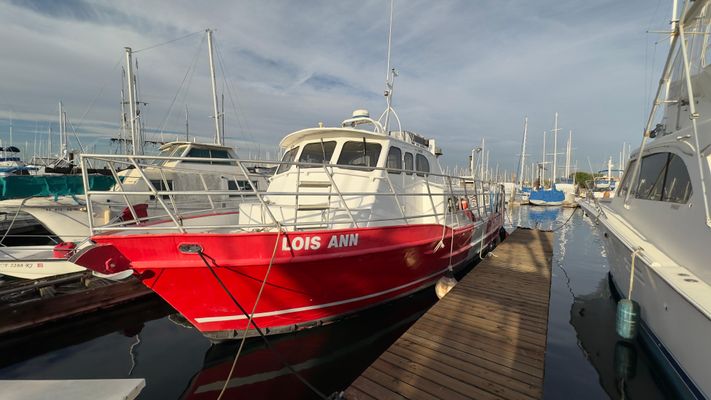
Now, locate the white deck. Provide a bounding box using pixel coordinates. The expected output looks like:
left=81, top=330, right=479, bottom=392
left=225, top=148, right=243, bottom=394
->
left=0, top=379, right=145, bottom=400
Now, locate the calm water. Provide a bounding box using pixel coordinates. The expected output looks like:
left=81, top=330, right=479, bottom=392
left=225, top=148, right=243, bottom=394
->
left=0, top=206, right=673, bottom=399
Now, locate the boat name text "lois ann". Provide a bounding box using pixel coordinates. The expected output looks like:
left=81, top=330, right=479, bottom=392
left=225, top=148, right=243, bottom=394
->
left=282, top=233, right=359, bottom=251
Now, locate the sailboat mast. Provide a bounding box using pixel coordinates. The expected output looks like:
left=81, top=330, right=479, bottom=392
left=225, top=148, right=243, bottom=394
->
left=125, top=47, right=142, bottom=155
left=207, top=29, right=223, bottom=145
left=552, top=112, right=558, bottom=184
left=185, top=104, right=190, bottom=141
left=9, top=111, right=13, bottom=147
left=518, top=116, right=528, bottom=188
left=565, top=130, right=572, bottom=180
left=480, top=138, right=485, bottom=180
left=542, top=131, right=546, bottom=185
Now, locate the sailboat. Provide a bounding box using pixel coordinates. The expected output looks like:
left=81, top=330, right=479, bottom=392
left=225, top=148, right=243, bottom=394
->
left=0, top=30, right=265, bottom=280
left=581, top=1, right=711, bottom=397
left=529, top=113, right=565, bottom=206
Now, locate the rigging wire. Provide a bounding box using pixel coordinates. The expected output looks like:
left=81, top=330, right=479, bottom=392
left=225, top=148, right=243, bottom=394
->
left=133, top=30, right=204, bottom=54
left=156, top=34, right=207, bottom=136
left=214, top=41, right=256, bottom=144
left=73, top=56, right=124, bottom=130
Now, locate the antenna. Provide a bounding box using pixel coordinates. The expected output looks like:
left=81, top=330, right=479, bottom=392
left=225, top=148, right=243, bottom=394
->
left=379, top=0, right=401, bottom=134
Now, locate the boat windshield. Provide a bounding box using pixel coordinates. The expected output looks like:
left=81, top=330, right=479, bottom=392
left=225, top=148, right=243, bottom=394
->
left=151, top=145, right=187, bottom=165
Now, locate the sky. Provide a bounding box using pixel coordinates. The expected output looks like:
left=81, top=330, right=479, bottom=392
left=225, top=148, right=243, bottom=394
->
left=0, top=0, right=674, bottom=177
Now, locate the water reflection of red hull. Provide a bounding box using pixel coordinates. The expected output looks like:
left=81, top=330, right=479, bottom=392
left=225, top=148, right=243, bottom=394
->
left=78, top=220, right=502, bottom=337
left=181, top=290, right=436, bottom=400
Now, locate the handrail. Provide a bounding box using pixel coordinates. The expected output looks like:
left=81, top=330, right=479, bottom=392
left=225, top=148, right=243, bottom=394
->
left=79, top=153, right=505, bottom=236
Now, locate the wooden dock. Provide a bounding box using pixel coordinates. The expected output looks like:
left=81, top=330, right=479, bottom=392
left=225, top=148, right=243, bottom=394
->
left=0, top=274, right=152, bottom=336
left=345, top=228, right=554, bottom=400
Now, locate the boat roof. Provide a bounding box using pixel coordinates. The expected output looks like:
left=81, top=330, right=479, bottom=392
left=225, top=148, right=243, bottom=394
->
left=159, top=141, right=236, bottom=152
left=280, top=127, right=390, bottom=148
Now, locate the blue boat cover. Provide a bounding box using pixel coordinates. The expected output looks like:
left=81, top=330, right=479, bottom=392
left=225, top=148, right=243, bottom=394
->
left=529, top=187, right=565, bottom=203
left=0, top=175, right=116, bottom=200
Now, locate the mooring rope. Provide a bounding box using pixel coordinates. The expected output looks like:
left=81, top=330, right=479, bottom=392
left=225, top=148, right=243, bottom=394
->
left=215, top=228, right=283, bottom=400
left=196, top=230, right=327, bottom=400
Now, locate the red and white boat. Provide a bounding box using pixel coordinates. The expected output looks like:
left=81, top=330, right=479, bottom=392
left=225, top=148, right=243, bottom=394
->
left=72, top=107, right=504, bottom=340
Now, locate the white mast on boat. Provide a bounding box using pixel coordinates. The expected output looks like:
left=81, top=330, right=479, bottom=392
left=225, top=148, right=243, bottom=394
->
left=619, top=141, right=626, bottom=179
left=552, top=112, right=559, bottom=184
left=541, top=131, right=546, bottom=185
left=9, top=110, right=13, bottom=147
left=124, top=47, right=143, bottom=155
left=565, top=130, right=572, bottom=180
left=206, top=29, right=223, bottom=145
left=518, top=116, right=528, bottom=188
left=47, top=125, right=52, bottom=160
left=58, top=101, right=68, bottom=161
left=479, top=138, right=486, bottom=180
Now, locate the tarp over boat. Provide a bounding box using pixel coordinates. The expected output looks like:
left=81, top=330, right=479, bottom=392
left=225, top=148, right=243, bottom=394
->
left=0, top=175, right=116, bottom=201
left=529, top=186, right=565, bottom=205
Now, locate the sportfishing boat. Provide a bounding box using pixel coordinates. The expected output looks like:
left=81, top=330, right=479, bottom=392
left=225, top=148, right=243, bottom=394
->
left=72, top=107, right=505, bottom=340
left=581, top=2, right=711, bottom=397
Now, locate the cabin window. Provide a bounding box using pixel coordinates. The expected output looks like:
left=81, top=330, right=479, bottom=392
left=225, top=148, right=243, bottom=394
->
left=415, top=154, right=430, bottom=176
left=228, top=180, right=255, bottom=197
left=187, top=148, right=211, bottom=162
left=404, top=152, right=414, bottom=174
left=184, top=148, right=234, bottom=165
left=386, top=146, right=402, bottom=173
left=149, top=179, right=173, bottom=200
left=152, top=145, right=187, bottom=165
left=337, top=140, right=382, bottom=170
left=298, top=141, right=337, bottom=167
left=635, top=153, right=668, bottom=201
left=662, top=154, right=692, bottom=203
left=618, top=160, right=637, bottom=196
left=276, top=147, right=299, bottom=175
left=210, top=149, right=233, bottom=164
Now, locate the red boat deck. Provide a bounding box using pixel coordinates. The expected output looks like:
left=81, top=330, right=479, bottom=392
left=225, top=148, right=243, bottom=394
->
left=344, top=228, right=554, bottom=400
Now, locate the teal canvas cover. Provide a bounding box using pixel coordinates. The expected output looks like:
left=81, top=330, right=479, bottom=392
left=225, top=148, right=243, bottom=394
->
left=0, top=175, right=115, bottom=200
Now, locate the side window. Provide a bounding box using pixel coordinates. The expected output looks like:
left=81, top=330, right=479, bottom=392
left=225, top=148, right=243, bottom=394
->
left=404, top=152, right=414, bottom=174
left=276, top=147, right=299, bottom=175
left=386, top=146, right=402, bottom=173
left=298, top=141, right=337, bottom=167
left=618, top=160, right=637, bottom=196
left=337, top=140, right=382, bottom=170
left=415, top=154, right=430, bottom=176
left=662, top=154, right=693, bottom=203
left=149, top=180, right=173, bottom=200
left=635, top=153, right=668, bottom=201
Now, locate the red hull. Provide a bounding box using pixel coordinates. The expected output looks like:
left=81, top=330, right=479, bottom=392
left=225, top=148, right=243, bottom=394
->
left=77, top=216, right=502, bottom=336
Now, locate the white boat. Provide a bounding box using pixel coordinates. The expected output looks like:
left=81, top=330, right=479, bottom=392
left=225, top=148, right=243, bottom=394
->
left=581, top=2, right=711, bottom=397
left=0, top=141, right=266, bottom=280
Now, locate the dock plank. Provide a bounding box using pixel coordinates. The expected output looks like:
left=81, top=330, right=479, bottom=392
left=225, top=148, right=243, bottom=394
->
left=345, top=228, right=553, bottom=399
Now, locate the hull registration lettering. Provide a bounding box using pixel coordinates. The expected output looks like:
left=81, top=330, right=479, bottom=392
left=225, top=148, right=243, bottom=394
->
left=282, top=233, right=359, bottom=252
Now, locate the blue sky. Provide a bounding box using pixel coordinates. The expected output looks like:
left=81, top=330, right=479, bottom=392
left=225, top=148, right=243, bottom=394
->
left=0, top=0, right=672, bottom=176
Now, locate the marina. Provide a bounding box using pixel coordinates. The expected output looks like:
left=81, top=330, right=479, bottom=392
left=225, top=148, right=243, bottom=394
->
left=0, top=0, right=709, bottom=399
